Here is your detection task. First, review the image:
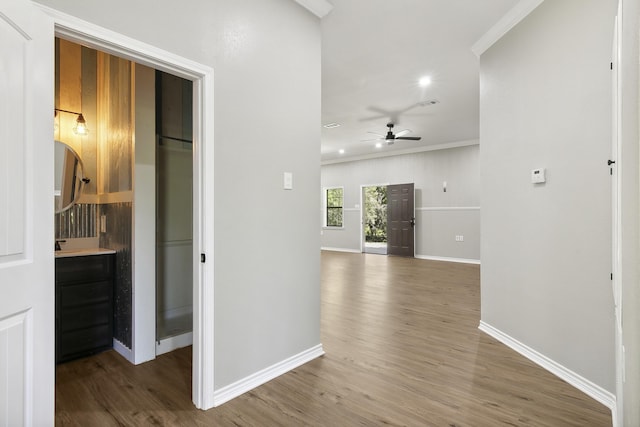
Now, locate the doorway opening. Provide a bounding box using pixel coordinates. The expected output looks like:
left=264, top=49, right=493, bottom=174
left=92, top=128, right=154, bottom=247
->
left=362, top=185, right=388, bottom=254
left=360, top=183, right=415, bottom=257
left=51, top=13, right=214, bottom=407
left=53, top=38, right=195, bottom=363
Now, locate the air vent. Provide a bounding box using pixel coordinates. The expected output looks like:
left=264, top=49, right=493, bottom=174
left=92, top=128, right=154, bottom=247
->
left=323, top=122, right=341, bottom=129
left=417, top=99, right=439, bottom=107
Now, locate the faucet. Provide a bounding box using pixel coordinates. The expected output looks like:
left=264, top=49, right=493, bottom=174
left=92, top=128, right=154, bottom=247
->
left=55, top=240, right=66, bottom=251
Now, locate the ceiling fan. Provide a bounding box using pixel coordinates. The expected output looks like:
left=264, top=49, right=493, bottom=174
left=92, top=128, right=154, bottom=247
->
left=363, top=123, right=422, bottom=145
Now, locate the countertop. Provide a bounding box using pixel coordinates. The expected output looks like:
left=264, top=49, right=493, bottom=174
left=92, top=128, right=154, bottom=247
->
left=54, top=248, right=116, bottom=258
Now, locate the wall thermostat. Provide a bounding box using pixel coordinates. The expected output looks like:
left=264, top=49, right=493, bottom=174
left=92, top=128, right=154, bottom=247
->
left=531, top=168, right=546, bottom=184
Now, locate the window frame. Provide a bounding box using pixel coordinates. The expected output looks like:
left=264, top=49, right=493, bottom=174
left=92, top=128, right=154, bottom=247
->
left=323, top=186, right=344, bottom=228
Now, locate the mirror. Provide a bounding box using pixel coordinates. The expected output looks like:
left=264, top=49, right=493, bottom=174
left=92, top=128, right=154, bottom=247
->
left=54, top=141, right=89, bottom=213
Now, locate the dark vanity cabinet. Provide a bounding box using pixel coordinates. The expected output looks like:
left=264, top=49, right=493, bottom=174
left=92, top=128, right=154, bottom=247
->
left=55, top=253, right=115, bottom=363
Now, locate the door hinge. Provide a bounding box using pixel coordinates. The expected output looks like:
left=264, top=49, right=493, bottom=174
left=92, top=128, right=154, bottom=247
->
left=611, top=273, right=613, bottom=280
left=201, top=253, right=206, bottom=263
left=611, top=62, right=613, bottom=70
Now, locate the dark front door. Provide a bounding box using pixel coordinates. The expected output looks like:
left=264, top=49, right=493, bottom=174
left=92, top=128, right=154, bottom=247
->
left=387, top=183, right=415, bottom=257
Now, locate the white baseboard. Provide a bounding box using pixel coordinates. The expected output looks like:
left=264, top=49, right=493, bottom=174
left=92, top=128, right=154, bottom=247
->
left=156, top=332, right=193, bottom=356
left=415, top=255, right=480, bottom=265
left=478, top=321, right=616, bottom=416
left=321, top=247, right=361, bottom=254
left=113, top=338, right=134, bottom=364
left=213, top=344, right=325, bottom=407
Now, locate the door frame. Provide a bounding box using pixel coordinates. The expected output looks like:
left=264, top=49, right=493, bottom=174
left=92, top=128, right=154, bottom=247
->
left=612, top=3, right=623, bottom=424
left=37, top=5, right=216, bottom=410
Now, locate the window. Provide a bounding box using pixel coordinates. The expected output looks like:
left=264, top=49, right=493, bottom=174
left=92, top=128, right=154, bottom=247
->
left=325, top=187, right=343, bottom=227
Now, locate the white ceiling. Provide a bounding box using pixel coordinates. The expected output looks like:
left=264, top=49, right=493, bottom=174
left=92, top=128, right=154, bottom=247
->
left=320, top=0, right=519, bottom=162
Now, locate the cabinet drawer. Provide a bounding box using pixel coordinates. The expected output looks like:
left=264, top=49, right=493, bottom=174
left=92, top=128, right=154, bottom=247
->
left=55, top=254, right=114, bottom=283
left=58, top=324, right=112, bottom=361
left=59, top=302, right=111, bottom=332
left=59, top=280, right=111, bottom=308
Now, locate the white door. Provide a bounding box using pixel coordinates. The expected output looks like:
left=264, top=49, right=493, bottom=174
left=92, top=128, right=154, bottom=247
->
left=0, top=1, right=54, bottom=426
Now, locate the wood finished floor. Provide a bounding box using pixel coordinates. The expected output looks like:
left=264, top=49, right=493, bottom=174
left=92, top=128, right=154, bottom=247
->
left=55, top=251, right=611, bottom=426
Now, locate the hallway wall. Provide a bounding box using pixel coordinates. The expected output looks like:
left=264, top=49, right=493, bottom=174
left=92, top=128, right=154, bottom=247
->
left=38, top=0, right=323, bottom=394
left=479, top=0, right=616, bottom=395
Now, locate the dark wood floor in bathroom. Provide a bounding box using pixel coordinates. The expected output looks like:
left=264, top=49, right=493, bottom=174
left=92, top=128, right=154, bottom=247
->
left=55, top=251, right=611, bottom=426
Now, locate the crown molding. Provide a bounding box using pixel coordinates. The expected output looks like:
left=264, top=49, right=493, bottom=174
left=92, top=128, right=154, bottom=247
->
left=321, top=139, right=479, bottom=166
left=294, top=0, right=333, bottom=18
left=471, top=0, right=545, bottom=57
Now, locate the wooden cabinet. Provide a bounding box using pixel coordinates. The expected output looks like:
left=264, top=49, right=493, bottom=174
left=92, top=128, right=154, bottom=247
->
left=55, top=253, right=115, bottom=363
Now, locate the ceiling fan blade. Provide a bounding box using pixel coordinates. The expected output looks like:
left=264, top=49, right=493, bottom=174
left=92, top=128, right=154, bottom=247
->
left=367, top=131, right=384, bottom=137
left=361, top=137, right=382, bottom=142
left=395, top=129, right=412, bottom=137
left=395, top=136, right=422, bottom=141
left=359, top=114, right=387, bottom=122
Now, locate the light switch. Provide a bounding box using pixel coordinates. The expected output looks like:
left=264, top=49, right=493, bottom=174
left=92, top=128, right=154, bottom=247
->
left=284, top=172, right=293, bottom=190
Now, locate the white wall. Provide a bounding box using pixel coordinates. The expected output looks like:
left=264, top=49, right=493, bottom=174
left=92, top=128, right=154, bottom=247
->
left=619, top=0, right=640, bottom=423
left=133, top=63, right=157, bottom=363
left=480, top=0, right=616, bottom=396
left=38, top=0, right=322, bottom=392
left=321, top=144, right=480, bottom=262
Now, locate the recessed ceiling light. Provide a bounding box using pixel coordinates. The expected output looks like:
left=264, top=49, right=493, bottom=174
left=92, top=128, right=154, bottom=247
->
left=419, top=76, right=432, bottom=87
left=339, top=149, right=345, bottom=154
left=323, top=122, right=341, bottom=129
left=375, top=142, right=382, bottom=148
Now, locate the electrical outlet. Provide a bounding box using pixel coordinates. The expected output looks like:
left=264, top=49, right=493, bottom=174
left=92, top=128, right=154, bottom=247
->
left=100, top=215, right=107, bottom=233
left=455, top=235, right=464, bottom=242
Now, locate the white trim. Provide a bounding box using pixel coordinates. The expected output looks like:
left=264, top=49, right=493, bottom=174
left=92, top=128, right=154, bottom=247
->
left=478, top=321, right=617, bottom=414
left=294, top=0, right=333, bottom=18
left=342, top=207, right=359, bottom=212
left=321, top=247, right=361, bottom=254
left=416, top=206, right=481, bottom=212
left=322, top=139, right=479, bottom=166
left=192, top=62, right=216, bottom=411
left=415, top=255, right=480, bottom=265
left=156, top=332, right=193, bottom=356
left=113, top=338, right=134, bottom=363
left=471, top=0, right=545, bottom=57
left=611, top=4, right=623, bottom=426
left=38, top=4, right=216, bottom=411
left=38, top=5, right=211, bottom=79
left=213, top=344, right=324, bottom=406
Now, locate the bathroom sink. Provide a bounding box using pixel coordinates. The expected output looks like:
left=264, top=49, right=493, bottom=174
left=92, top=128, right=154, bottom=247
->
left=54, top=248, right=116, bottom=258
